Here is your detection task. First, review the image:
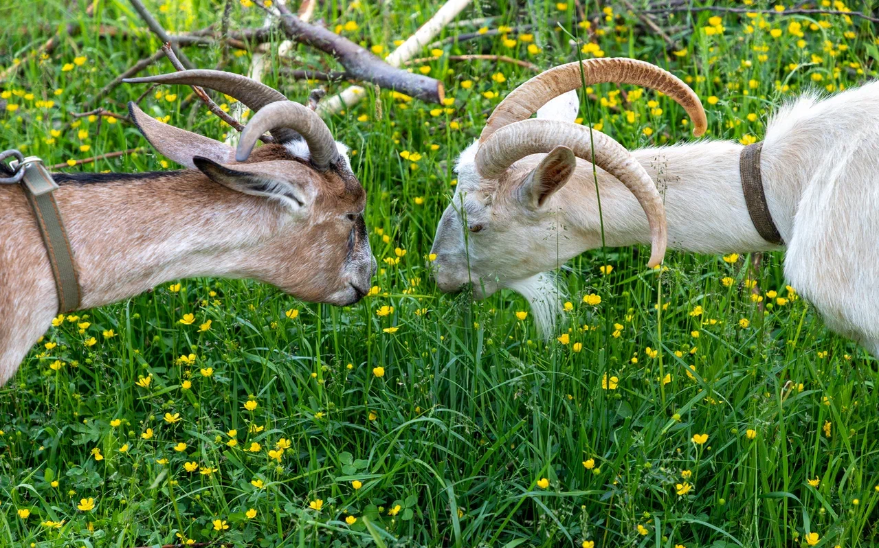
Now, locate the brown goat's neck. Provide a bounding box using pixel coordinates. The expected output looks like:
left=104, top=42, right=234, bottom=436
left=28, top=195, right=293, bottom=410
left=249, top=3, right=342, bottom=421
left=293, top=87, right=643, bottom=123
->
left=53, top=170, right=281, bottom=310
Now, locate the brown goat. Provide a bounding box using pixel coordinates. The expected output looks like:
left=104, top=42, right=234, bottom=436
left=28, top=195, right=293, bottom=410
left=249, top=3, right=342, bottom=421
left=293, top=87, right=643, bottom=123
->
left=0, top=70, right=374, bottom=386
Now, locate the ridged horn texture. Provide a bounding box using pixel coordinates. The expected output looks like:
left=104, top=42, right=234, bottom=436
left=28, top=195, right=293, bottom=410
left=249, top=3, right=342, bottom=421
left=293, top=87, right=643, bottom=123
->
left=479, top=58, right=707, bottom=143
left=236, top=101, right=339, bottom=169
left=476, top=119, right=667, bottom=267
left=123, top=69, right=300, bottom=144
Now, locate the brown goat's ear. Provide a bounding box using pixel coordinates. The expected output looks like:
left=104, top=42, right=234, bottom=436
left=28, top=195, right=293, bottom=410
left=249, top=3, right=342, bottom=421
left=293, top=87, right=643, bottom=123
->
left=193, top=156, right=310, bottom=211
left=129, top=102, right=234, bottom=169
left=518, top=145, right=577, bottom=209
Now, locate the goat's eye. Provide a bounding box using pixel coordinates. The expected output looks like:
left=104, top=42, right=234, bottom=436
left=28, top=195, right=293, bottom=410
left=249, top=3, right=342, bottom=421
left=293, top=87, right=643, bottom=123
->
left=346, top=213, right=357, bottom=222
left=469, top=223, right=484, bottom=233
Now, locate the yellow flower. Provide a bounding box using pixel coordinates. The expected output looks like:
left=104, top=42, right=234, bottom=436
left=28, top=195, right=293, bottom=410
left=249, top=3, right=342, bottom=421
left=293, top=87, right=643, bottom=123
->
left=168, top=283, right=181, bottom=293
left=164, top=412, right=181, bottom=424
left=73, top=56, right=87, bottom=66
left=582, top=542, right=595, bottom=548
left=746, top=429, right=757, bottom=439
left=692, top=433, right=708, bottom=445
left=572, top=342, right=583, bottom=353
left=110, top=419, right=121, bottom=427
left=246, top=508, right=257, bottom=519
left=268, top=449, right=284, bottom=461
left=536, top=477, right=550, bottom=489
left=181, top=380, right=191, bottom=390
left=119, top=443, right=129, bottom=453
left=244, top=400, right=257, bottom=411
left=309, top=499, right=324, bottom=511
left=346, top=515, right=357, bottom=525
left=583, top=294, right=601, bottom=306
left=602, top=374, right=618, bottom=390
left=199, top=320, right=212, bottom=332
left=515, top=311, right=528, bottom=320
left=738, top=318, right=750, bottom=328
left=200, top=367, right=214, bottom=377
left=722, top=277, right=734, bottom=287
left=637, top=524, right=648, bottom=536
left=135, top=374, right=152, bottom=388
left=676, top=482, right=692, bottom=495
left=681, top=469, right=692, bottom=479
left=373, top=366, right=385, bottom=377
left=50, top=360, right=64, bottom=371
left=247, top=442, right=261, bottom=452
left=707, top=96, right=719, bottom=105
left=84, top=337, right=97, bottom=347
left=804, top=532, right=819, bottom=546
left=103, top=329, right=116, bottom=338
left=807, top=477, right=820, bottom=487
left=141, top=428, right=154, bottom=440
left=179, top=314, right=195, bottom=325
left=563, top=301, right=574, bottom=312
left=371, top=44, right=384, bottom=54
left=557, top=334, right=570, bottom=345
left=823, top=420, right=832, bottom=437
left=173, top=442, right=187, bottom=452
left=556, top=2, right=568, bottom=10
left=200, top=466, right=217, bottom=475
left=77, top=498, right=95, bottom=511
left=388, top=504, right=402, bottom=516
left=62, top=63, right=74, bottom=71
left=583, top=458, right=595, bottom=469
left=722, top=253, right=739, bottom=263
left=17, top=509, right=30, bottom=519
left=376, top=305, right=394, bottom=317
left=184, top=462, right=199, bottom=472
left=91, top=447, right=103, bottom=461
left=383, top=326, right=399, bottom=334
left=251, top=478, right=265, bottom=489
left=212, top=519, right=229, bottom=531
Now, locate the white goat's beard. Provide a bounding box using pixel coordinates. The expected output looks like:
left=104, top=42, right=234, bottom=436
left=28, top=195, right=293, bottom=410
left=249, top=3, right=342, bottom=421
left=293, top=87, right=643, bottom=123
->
left=505, top=272, right=566, bottom=339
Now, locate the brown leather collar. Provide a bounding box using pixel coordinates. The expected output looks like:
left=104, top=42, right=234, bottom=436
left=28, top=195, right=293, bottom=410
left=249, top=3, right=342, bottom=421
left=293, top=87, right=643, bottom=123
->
left=740, top=142, right=784, bottom=245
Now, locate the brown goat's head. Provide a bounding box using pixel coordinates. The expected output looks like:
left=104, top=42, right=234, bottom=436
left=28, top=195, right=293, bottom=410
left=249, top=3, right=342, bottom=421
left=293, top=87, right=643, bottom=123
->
left=125, top=70, right=375, bottom=306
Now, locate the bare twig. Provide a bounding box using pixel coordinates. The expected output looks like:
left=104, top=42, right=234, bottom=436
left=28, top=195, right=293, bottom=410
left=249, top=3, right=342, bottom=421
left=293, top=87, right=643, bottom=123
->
left=618, top=0, right=681, bottom=51
left=274, top=3, right=446, bottom=105
left=70, top=108, right=130, bottom=122
left=318, top=0, right=472, bottom=116
left=51, top=148, right=143, bottom=170
left=280, top=68, right=349, bottom=81
left=131, top=542, right=234, bottom=548
left=405, top=54, right=540, bottom=72
left=86, top=49, right=168, bottom=111
left=160, top=43, right=246, bottom=133
left=130, top=0, right=195, bottom=69
left=643, top=5, right=879, bottom=24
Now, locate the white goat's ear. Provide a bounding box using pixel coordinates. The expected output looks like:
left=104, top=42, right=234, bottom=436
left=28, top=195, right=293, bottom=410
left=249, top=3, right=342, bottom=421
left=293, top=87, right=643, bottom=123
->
left=518, top=146, right=577, bottom=208
left=536, top=90, right=579, bottom=123
left=129, top=102, right=234, bottom=169
left=193, top=156, right=311, bottom=211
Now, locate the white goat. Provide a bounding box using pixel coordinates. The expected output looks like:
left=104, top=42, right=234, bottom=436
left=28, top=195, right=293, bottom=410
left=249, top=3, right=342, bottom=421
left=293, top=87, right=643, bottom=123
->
left=430, top=58, right=879, bottom=355
left=0, top=70, right=375, bottom=386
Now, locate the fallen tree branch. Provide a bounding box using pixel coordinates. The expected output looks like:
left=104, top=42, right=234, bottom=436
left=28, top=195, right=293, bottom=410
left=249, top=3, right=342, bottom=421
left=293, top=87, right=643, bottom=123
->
left=280, top=68, right=349, bottom=81
left=130, top=0, right=195, bottom=69
left=317, top=0, right=472, bottom=116
left=274, top=4, right=445, bottom=105
left=160, top=43, right=246, bottom=133
left=52, top=148, right=143, bottom=170
left=643, top=5, right=879, bottom=24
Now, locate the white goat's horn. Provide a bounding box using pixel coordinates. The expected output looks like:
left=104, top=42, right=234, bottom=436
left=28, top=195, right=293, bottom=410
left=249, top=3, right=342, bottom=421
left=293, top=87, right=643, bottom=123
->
left=124, top=69, right=300, bottom=144
left=479, top=58, right=707, bottom=143
left=476, top=119, right=667, bottom=267
left=236, top=101, right=339, bottom=169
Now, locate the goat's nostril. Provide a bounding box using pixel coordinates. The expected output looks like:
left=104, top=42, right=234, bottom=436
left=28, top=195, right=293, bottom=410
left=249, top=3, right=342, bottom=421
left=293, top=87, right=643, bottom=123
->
left=350, top=283, right=368, bottom=299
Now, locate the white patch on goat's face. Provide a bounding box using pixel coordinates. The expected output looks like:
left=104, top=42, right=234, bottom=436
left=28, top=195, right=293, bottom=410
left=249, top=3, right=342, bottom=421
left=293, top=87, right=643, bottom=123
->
left=284, top=139, right=353, bottom=171
left=430, top=145, right=579, bottom=300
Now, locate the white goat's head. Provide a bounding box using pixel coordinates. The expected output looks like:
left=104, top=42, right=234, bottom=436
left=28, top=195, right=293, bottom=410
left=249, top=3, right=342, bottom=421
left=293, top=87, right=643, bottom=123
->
left=430, top=59, right=706, bottom=312
left=125, top=70, right=375, bottom=305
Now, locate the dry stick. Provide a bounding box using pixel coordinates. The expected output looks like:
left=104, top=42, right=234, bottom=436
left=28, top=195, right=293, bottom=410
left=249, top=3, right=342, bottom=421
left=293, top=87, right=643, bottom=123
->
left=280, top=68, right=349, bottom=81
left=131, top=543, right=233, bottom=548
left=129, top=0, right=195, bottom=69
left=618, top=0, right=681, bottom=51
left=160, top=43, right=246, bottom=132
left=274, top=4, right=446, bottom=106
left=404, top=54, right=540, bottom=72
left=51, top=148, right=143, bottom=170
left=70, top=108, right=130, bottom=121
left=643, top=6, right=879, bottom=24
left=317, top=0, right=472, bottom=116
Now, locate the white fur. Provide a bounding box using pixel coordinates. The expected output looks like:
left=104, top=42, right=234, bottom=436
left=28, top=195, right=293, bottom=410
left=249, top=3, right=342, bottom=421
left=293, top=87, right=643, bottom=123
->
left=432, top=81, right=879, bottom=354
left=285, top=140, right=353, bottom=171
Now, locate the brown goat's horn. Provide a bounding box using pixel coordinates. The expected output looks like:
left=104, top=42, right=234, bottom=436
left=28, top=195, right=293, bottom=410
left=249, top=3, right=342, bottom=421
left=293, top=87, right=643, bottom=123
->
left=237, top=101, right=339, bottom=169
left=124, top=69, right=300, bottom=144
left=479, top=58, right=707, bottom=143
left=476, top=119, right=667, bottom=267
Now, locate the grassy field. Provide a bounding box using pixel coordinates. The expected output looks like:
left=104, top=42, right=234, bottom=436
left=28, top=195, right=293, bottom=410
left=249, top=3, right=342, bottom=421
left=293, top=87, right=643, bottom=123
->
left=2, top=0, right=879, bottom=546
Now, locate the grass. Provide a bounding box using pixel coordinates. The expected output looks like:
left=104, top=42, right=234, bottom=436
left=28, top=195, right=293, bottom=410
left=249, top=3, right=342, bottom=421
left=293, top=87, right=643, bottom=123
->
left=2, top=0, right=879, bottom=546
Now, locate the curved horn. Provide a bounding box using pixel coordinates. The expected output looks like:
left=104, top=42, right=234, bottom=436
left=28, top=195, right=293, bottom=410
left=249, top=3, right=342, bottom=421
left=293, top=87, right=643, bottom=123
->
left=479, top=58, right=707, bottom=143
left=237, top=101, right=339, bottom=169
left=476, top=119, right=667, bottom=267
left=124, top=69, right=300, bottom=143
